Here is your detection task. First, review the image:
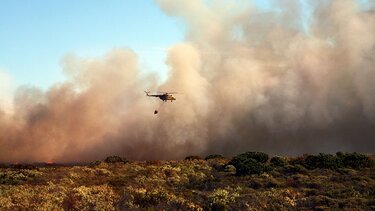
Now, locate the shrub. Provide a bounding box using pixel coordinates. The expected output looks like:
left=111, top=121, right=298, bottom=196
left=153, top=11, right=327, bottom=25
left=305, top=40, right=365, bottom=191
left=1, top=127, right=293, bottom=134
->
left=237, top=152, right=269, bottom=163
left=224, top=165, right=236, bottom=174
left=270, top=156, right=287, bottom=167
left=104, top=156, right=128, bottom=164
left=133, top=188, right=173, bottom=208
left=282, top=164, right=308, bottom=175
left=249, top=179, right=263, bottom=189
left=0, top=171, right=28, bottom=185
left=265, top=177, right=283, bottom=188
left=263, top=164, right=273, bottom=172
left=184, top=156, right=203, bottom=161
left=63, top=185, right=117, bottom=210
left=89, top=160, right=102, bottom=167
left=205, top=154, right=224, bottom=160
left=11, top=164, right=37, bottom=170
left=336, top=152, right=374, bottom=169
left=301, top=195, right=340, bottom=209
left=95, top=168, right=112, bottom=176
left=229, top=152, right=266, bottom=176
left=303, top=153, right=342, bottom=170
left=0, top=170, right=42, bottom=185
left=0, top=163, right=10, bottom=169
left=207, top=158, right=228, bottom=171
left=209, top=188, right=239, bottom=210
left=302, top=152, right=373, bottom=170
left=288, top=156, right=305, bottom=166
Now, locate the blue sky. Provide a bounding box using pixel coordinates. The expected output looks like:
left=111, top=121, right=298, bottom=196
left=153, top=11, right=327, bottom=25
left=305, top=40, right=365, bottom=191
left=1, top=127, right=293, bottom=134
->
left=0, top=0, right=370, bottom=90
left=0, top=0, right=184, bottom=89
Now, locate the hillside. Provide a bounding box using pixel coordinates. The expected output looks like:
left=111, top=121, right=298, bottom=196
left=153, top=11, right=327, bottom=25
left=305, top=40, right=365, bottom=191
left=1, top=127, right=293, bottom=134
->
left=0, top=153, right=374, bottom=210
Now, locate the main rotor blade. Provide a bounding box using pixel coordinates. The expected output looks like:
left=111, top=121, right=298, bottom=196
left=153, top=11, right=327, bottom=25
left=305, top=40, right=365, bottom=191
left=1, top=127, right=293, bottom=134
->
left=157, top=91, right=178, bottom=94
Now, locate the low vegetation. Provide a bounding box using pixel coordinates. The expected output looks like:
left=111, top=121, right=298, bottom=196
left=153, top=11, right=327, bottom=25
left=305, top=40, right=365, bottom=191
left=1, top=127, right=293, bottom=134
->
left=0, top=152, right=374, bottom=210
left=228, top=152, right=269, bottom=176
left=104, top=156, right=128, bottom=164
left=205, top=154, right=225, bottom=160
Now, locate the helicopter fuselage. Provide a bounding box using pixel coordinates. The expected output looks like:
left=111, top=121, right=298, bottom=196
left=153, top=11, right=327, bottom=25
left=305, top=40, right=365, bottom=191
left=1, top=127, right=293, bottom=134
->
left=145, top=91, right=176, bottom=102
left=159, top=94, right=176, bottom=102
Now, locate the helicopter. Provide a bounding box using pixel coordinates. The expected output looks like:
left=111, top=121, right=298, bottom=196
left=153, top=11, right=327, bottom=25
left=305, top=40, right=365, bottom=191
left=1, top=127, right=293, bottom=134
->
left=144, top=91, right=177, bottom=102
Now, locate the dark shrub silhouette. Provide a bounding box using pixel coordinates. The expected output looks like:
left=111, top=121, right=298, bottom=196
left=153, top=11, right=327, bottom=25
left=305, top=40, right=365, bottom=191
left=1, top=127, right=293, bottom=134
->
left=303, top=152, right=374, bottom=170
left=11, top=164, right=37, bottom=170
left=270, top=156, right=287, bottom=167
left=336, top=152, right=374, bottom=169
left=235, top=152, right=269, bottom=163
left=228, top=152, right=268, bottom=176
left=303, top=153, right=342, bottom=170
left=104, top=156, right=128, bottom=164
left=282, top=164, right=308, bottom=175
left=288, top=156, right=305, bottom=166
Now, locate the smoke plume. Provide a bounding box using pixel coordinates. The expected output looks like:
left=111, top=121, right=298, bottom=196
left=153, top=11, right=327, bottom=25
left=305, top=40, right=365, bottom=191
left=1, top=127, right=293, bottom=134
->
left=1, top=0, right=375, bottom=162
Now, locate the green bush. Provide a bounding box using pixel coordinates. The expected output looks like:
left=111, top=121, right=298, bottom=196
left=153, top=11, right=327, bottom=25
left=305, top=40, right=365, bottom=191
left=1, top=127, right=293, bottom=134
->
left=282, top=164, right=308, bottom=175
left=303, top=152, right=374, bottom=170
left=239, top=152, right=269, bottom=163
left=205, top=154, right=224, bottom=160
left=288, top=156, right=305, bottom=166
left=104, top=156, right=128, bottom=164
left=270, top=156, right=287, bottom=167
left=228, top=152, right=268, bottom=176
left=336, top=152, right=374, bottom=169
left=303, top=153, right=342, bottom=170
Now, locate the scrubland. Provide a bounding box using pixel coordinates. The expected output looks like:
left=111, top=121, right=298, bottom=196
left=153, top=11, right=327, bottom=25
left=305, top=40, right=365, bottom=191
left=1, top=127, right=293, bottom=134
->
left=0, top=153, right=374, bottom=210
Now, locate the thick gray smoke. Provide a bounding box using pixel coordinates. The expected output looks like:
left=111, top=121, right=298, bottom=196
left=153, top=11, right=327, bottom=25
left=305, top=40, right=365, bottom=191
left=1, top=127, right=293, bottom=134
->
left=1, top=0, right=375, bottom=162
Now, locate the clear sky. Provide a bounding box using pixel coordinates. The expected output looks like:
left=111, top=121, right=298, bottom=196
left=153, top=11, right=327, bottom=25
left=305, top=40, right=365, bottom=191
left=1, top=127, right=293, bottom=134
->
left=0, top=0, right=370, bottom=90
left=0, top=0, right=185, bottom=90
